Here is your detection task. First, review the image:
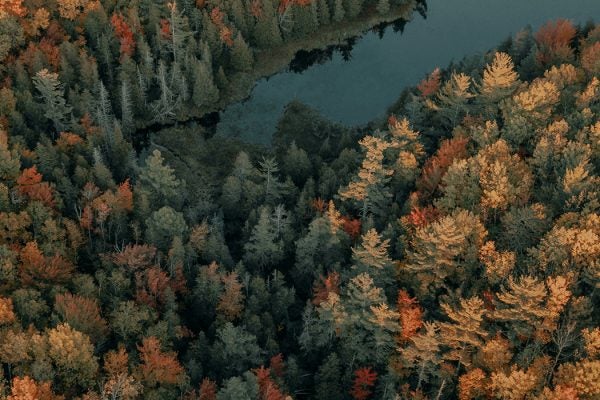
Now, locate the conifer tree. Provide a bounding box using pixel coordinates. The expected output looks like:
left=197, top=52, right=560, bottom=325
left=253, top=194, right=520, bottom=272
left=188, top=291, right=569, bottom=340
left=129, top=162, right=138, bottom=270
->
left=32, top=69, right=72, bottom=135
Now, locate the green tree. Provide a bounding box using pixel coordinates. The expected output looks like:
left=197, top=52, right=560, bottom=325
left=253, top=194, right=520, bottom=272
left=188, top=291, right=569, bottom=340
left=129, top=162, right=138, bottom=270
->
left=243, top=207, right=283, bottom=272
left=32, top=69, right=72, bottom=134
left=314, top=353, right=343, bottom=400
left=210, top=323, right=262, bottom=377
left=145, top=206, right=188, bottom=251
left=139, top=149, right=183, bottom=208
left=192, top=59, right=219, bottom=108
left=230, top=33, right=254, bottom=72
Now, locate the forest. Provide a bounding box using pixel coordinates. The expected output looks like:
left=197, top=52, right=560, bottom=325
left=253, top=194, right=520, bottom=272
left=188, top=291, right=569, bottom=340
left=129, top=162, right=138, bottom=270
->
left=0, top=0, right=599, bottom=398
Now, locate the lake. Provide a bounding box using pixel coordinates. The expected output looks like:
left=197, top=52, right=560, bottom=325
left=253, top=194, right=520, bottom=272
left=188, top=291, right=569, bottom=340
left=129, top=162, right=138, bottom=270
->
left=215, top=0, right=600, bottom=144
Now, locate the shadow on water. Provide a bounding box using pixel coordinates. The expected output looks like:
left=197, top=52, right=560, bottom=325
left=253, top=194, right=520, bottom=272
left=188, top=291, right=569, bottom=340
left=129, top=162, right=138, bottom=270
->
left=139, top=0, right=430, bottom=147
left=289, top=1, right=428, bottom=73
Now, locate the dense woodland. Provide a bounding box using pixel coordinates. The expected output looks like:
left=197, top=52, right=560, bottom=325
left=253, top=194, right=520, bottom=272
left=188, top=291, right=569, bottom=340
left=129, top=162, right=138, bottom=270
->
left=0, top=0, right=599, bottom=397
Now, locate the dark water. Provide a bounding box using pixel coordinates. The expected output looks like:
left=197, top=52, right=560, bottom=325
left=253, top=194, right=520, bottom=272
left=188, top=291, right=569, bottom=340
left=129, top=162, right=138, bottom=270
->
left=215, top=0, right=600, bottom=144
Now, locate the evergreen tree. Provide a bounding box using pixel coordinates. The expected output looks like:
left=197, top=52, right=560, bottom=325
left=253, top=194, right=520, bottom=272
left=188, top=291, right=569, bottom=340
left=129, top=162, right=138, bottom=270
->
left=32, top=69, right=72, bottom=135
left=192, top=59, right=220, bottom=108
left=243, top=207, right=283, bottom=272
left=314, top=353, right=343, bottom=400
left=230, top=33, right=254, bottom=72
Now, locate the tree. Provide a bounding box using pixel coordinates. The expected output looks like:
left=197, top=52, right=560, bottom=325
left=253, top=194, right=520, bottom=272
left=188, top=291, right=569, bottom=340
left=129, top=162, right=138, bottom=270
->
left=16, top=166, right=54, bottom=207
left=554, top=360, right=600, bottom=398
left=244, top=207, right=283, bottom=271
left=32, top=69, right=72, bottom=134
left=57, top=0, right=88, bottom=20
left=258, top=157, right=283, bottom=204
left=231, top=33, right=253, bottom=72
left=350, top=367, right=377, bottom=400
left=352, top=228, right=392, bottom=270
left=0, top=0, right=25, bottom=19
left=582, top=42, right=600, bottom=75
left=338, top=273, right=398, bottom=365
left=439, top=297, right=488, bottom=367
left=7, top=376, right=63, bottom=400
left=416, top=136, right=469, bottom=200
left=0, top=296, right=16, bottom=325
left=254, top=366, right=287, bottom=400
left=145, top=206, right=187, bottom=251
left=199, top=378, right=218, bottom=400
left=47, top=323, right=99, bottom=391
left=428, top=72, right=474, bottom=128
left=331, top=0, right=344, bottom=22
left=340, top=135, right=393, bottom=219
left=165, top=1, right=192, bottom=63
left=417, top=68, right=441, bottom=98
left=19, top=241, right=74, bottom=286
left=139, top=149, right=183, bottom=207
left=111, top=13, right=136, bottom=60
left=137, top=336, right=185, bottom=386
left=402, top=210, right=487, bottom=296
left=397, top=290, right=423, bottom=344
left=315, top=354, right=343, bottom=400
left=400, top=322, right=442, bottom=390
left=534, top=19, right=576, bottom=66
left=53, top=293, right=108, bottom=343
left=192, top=59, right=219, bottom=108
left=458, top=368, right=487, bottom=400
left=478, top=52, right=519, bottom=109
left=210, top=323, right=262, bottom=376
left=343, top=0, right=363, bottom=18
left=217, top=271, right=245, bottom=321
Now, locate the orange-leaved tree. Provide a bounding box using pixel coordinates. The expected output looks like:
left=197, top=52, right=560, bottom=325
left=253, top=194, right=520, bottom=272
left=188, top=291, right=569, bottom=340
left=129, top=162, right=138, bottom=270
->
left=350, top=367, right=377, bottom=400
left=137, top=336, right=185, bottom=386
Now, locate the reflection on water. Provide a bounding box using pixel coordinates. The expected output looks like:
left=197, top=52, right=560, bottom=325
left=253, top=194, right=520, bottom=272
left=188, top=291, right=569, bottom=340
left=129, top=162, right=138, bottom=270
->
left=216, top=0, right=600, bottom=145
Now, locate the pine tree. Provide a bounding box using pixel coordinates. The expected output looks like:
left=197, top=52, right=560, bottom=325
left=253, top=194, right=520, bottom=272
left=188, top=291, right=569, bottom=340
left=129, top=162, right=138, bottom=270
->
left=244, top=207, right=283, bottom=272
left=400, top=322, right=442, bottom=390
left=478, top=52, right=519, bottom=107
left=317, top=0, right=330, bottom=25
left=343, top=0, right=363, bottom=19
left=139, top=149, right=183, bottom=207
left=166, top=1, right=192, bottom=63
left=315, top=353, right=343, bottom=400
left=340, top=135, right=393, bottom=219
left=120, top=80, right=134, bottom=134
left=259, top=157, right=283, bottom=204
left=439, top=297, right=488, bottom=367
left=192, top=59, right=219, bottom=108
left=331, top=0, right=344, bottom=22
left=32, top=69, right=72, bottom=135
left=427, top=72, right=474, bottom=128
left=230, top=32, right=254, bottom=72
left=403, top=209, right=487, bottom=296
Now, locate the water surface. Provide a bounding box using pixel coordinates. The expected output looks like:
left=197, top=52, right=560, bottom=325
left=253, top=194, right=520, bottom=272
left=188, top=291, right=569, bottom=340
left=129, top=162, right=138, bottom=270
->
left=216, top=0, right=600, bottom=144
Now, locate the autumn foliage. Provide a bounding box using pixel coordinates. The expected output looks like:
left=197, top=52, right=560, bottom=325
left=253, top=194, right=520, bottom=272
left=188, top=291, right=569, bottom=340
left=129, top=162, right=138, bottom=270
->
left=417, top=67, right=441, bottom=97
left=7, top=376, right=63, bottom=400
left=16, top=166, right=54, bottom=207
left=397, top=289, right=423, bottom=343
left=137, top=336, right=184, bottom=386
left=254, top=366, right=287, bottom=400
left=535, top=19, right=576, bottom=65
left=312, top=271, right=340, bottom=305
left=111, top=13, right=136, bottom=59
left=350, top=367, right=377, bottom=400
left=19, top=241, right=73, bottom=285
